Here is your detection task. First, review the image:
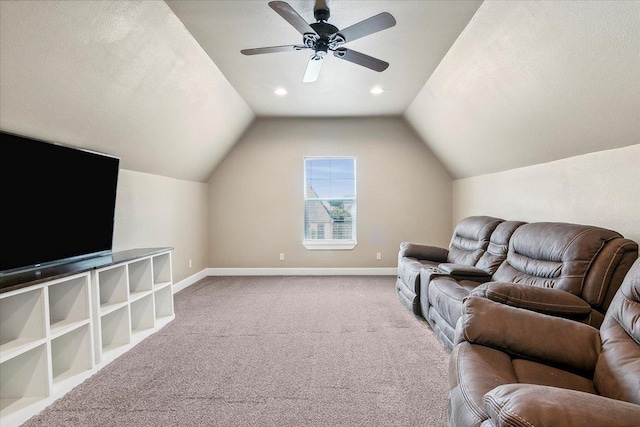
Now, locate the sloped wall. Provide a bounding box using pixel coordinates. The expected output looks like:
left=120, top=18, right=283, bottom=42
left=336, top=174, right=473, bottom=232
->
left=405, top=1, right=640, bottom=179
left=0, top=0, right=253, bottom=183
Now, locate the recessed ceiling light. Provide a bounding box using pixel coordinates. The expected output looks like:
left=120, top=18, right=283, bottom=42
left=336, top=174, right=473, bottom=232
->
left=274, top=88, right=288, bottom=96
left=370, top=86, right=384, bottom=95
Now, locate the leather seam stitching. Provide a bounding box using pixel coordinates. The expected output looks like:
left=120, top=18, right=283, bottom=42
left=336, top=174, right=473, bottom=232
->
left=482, top=289, right=589, bottom=313
left=597, top=242, right=634, bottom=305
left=580, top=240, right=606, bottom=302
left=457, top=343, right=486, bottom=423
left=559, top=229, right=592, bottom=258
left=614, top=294, right=640, bottom=346
left=496, top=400, right=536, bottom=427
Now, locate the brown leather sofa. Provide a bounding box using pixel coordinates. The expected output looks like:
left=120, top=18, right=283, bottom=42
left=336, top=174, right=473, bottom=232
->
left=449, top=257, right=640, bottom=427
left=424, top=221, right=638, bottom=350
left=396, top=216, right=504, bottom=316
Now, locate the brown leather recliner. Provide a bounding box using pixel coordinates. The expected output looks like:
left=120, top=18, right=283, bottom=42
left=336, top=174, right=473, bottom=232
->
left=427, top=222, right=638, bottom=350
left=396, top=216, right=504, bottom=316
left=449, top=257, right=640, bottom=427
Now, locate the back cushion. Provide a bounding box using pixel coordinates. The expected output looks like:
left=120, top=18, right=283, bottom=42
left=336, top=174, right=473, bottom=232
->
left=476, top=221, right=526, bottom=274
left=447, top=216, right=504, bottom=266
left=594, top=258, right=640, bottom=404
left=492, top=222, right=622, bottom=296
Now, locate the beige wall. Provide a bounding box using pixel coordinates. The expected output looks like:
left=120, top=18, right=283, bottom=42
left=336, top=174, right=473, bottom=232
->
left=0, top=0, right=253, bottom=183
left=453, top=144, right=640, bottom=243
left=207, top=117, right=452, bottom=268
left=114, top=169, right=208, bottom=283
left=405, top=1, right=640, bottom=180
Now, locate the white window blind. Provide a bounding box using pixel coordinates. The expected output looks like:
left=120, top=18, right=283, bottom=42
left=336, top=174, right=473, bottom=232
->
left=304, top=157, right=356, bottom=250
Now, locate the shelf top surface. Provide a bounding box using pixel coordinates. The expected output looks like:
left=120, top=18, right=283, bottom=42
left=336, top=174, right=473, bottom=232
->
left=0, top=248, right=172, bottom=294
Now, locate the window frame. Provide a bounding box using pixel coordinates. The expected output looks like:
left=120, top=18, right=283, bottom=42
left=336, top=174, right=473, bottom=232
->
left=303, top=156, right=357, bottom=250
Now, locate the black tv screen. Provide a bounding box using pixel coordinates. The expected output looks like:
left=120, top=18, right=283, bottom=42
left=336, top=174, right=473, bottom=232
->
left=1, top=131, right=120, bottom=274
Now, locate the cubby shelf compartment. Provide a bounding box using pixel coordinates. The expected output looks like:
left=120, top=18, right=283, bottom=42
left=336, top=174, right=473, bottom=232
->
left=97, top=265, right=128, bottom=315
left=130, top=294, right=155, bottom=341
left=48, top=274, right=91, bottom=339
left=128, top=258, right=153, bottom=300
left=154, top=284, right=175, bottom=328
left=152, top=252, right=172, bottom=291
left=0, top=287, right=46, bottom=364
left=99, top=305, right=131, bottom=362
left=0, top=344, right=49, bottom=422
left=51, top=324, right=93, bottom=390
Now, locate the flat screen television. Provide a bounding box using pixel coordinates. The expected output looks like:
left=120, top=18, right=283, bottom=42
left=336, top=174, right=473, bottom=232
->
left=0, top=130, right=120, bottom=274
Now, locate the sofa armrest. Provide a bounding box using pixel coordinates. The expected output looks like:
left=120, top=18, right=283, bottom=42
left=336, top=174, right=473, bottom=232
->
left=459, top=296, right=601, bottom=371
left=483, top=384, right=640, bottom=427
left=399, top=242, right=448, bottom=262
left=470, top=281, right=592, bottom=318
left=438, top=263, right=492, bottom=281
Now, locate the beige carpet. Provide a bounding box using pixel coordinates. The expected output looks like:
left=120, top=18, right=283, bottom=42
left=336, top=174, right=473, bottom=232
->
left=23, top=275, right=450, bottom=426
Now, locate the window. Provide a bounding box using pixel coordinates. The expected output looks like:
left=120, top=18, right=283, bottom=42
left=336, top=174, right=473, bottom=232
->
left=304, top=157, right=356, bottom=250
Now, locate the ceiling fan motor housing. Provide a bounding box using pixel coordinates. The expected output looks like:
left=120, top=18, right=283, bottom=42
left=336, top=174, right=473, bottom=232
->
left=307, top=21, right=343, bottom=56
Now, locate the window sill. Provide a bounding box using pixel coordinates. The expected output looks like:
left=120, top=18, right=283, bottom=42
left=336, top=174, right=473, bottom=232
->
left=303, top=240, right=357, bottom=251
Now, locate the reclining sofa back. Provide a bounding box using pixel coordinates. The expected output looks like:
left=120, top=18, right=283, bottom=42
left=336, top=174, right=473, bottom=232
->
left=396, top=216, right=503, bottom=315
left=446, top=216, right=505, bottom=266
left=474, top=221, right=527, bottom=275
left=490, top=222, right=638, bottom=322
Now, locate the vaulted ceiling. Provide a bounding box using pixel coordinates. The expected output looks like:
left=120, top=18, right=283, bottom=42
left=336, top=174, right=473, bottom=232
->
left=165, top=0, right=483, bottom=117
left=1, top=1, right=638, bottom=182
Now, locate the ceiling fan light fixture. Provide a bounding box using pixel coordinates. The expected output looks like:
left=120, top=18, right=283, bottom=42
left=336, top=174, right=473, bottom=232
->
left=370, top=86, right=384, bottom=95
left=274, top=87, right=288, bottom=96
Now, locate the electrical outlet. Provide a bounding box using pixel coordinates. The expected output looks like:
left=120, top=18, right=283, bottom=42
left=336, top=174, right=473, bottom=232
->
left=376, top=252, right=382, bottom=260
left=189, top=259, right=192, bottom=268
left=279, top=253, right=285, bottom=261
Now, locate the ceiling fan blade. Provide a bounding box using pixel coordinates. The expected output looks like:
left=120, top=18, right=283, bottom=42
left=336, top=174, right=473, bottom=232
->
left=303, top=56, right=323, bottom=82
left=333, top=48, right=388, bottom=72
left=336, top=12, right=396, bottom=43
left=269, top=1, right=317, bottom=36
left=241, top=45, right=305, bottom=55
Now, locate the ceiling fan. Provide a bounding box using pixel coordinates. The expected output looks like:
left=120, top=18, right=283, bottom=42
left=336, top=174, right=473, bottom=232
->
left=241, top=0, right=396, bottom=83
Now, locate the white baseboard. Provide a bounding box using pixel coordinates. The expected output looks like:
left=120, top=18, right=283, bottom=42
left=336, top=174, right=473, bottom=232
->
left=206, top=267, right=398, bottom=276
left=173, top=269, right=209, bottom=293
left=173, top=267, right=398, bottom=293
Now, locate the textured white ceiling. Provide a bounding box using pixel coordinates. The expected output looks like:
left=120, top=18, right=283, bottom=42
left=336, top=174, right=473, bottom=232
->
left=166, top=0, right=483, bottom=117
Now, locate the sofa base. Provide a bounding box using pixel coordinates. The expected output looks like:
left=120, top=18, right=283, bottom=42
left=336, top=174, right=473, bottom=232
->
left=396, top=277, right=421, bottom=316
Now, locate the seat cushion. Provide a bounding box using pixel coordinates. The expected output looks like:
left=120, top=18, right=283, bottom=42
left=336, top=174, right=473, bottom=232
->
left=511, top=359, right=596, bottom=394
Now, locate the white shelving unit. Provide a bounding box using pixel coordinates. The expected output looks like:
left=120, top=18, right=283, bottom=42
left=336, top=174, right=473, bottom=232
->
left=0, top=272, right=94, bottom=427
left=0, top=248, right=174, bottom=427
left=93, top=250, right=174, bottom=369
